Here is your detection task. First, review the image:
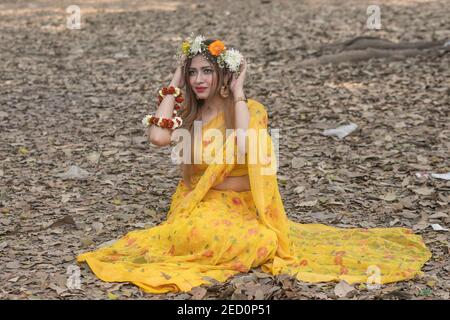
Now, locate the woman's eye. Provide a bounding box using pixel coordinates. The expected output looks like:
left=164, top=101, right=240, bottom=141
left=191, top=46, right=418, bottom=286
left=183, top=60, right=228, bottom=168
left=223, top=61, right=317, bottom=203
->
left=188, top=69, right=212, bottom=76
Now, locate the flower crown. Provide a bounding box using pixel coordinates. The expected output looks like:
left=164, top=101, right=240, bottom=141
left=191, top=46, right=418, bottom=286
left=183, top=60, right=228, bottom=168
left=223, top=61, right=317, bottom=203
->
left=175, top=33, right=243, bottom=76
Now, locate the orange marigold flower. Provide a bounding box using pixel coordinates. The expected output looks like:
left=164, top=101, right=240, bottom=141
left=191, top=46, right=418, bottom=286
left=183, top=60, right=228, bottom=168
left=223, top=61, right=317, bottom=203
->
left=208, top=40, right=226, bottom=56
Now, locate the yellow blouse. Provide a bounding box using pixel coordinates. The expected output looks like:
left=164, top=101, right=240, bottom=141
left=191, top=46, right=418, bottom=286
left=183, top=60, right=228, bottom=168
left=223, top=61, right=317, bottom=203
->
left=193, top=111, right=248, bottom=177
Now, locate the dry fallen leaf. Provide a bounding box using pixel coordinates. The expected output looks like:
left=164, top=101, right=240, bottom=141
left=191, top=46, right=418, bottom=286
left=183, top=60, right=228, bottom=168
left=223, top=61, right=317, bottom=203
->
left=412, top=187, right=434, bottom=196
left=107, top=292, right=118, bottom=300
left=46, top=216, right=77, bottom=229
left=112, top=199, right=122, bottom=206
left=92, top=222, right=104, bottom=234
left=293, top=185, right=306, bottom=194
left=299, top=199, right=318, bottom=207
left=56, top=165, right=90, bottom=180
left=86, top=151, right=101, bottom=164
left=413, top=213, right=430, bottom=231
left=334, top=280, right=355, bottom=298
left=190, top=287, right=207, bottom=300
left=380, top=192, right=397, bottom=202
left=428, top=212, right=448, bottom=219
left=18, top=147, right=29, bottom=155
left=81, top=238, right=94, bottom=248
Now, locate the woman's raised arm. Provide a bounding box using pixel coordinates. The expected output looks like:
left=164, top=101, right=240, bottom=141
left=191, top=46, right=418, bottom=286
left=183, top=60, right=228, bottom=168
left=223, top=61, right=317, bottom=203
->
left=147, top=66, right=184, bottom=147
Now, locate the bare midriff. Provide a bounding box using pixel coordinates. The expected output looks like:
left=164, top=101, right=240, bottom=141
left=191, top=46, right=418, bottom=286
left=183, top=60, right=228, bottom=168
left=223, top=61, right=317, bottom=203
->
left=211, top=174, right=250, bottom=192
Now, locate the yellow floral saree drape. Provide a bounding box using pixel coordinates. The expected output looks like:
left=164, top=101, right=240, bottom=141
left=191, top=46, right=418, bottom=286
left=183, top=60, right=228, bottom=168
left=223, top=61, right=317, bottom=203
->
left=77, top=99, right=432, bottom=293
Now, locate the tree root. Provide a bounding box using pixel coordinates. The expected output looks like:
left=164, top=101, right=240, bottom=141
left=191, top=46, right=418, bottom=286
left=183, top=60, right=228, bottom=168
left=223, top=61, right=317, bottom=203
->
left=301, top=36, right=449, bottom=65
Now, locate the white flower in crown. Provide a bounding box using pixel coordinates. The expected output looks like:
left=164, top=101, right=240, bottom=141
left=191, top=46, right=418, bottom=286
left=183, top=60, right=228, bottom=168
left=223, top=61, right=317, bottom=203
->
left=190, top=35, right=205, bottom=55
left=223, top=48, right=242, bottom=73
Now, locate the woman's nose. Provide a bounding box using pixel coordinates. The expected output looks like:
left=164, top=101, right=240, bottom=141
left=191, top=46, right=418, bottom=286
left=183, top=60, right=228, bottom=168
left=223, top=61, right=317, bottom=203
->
left=195, top=72, right=205, bottom=83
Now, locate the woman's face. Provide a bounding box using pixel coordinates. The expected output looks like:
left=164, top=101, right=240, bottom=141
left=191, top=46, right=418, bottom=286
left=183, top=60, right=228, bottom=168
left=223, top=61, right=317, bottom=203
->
left=188, top=55, right=217, bottom=100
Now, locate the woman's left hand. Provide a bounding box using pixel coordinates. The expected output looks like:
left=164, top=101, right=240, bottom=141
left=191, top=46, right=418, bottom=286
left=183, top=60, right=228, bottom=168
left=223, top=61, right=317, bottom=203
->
left=229, top=56, right=247, bottom=95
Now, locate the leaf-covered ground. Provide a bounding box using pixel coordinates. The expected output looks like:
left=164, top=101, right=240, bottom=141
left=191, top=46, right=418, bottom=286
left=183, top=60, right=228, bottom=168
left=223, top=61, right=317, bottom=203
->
left=0, top=0, right=449, bottom=300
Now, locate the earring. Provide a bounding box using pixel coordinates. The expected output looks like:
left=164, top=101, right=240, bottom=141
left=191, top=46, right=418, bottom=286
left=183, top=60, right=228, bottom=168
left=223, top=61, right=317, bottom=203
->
left=220, top=84, right=229, bottom=98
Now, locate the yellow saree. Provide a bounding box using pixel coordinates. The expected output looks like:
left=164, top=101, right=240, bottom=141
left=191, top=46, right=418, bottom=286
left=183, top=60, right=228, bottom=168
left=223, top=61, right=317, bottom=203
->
left=77, top=99, right=432, bottom=293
